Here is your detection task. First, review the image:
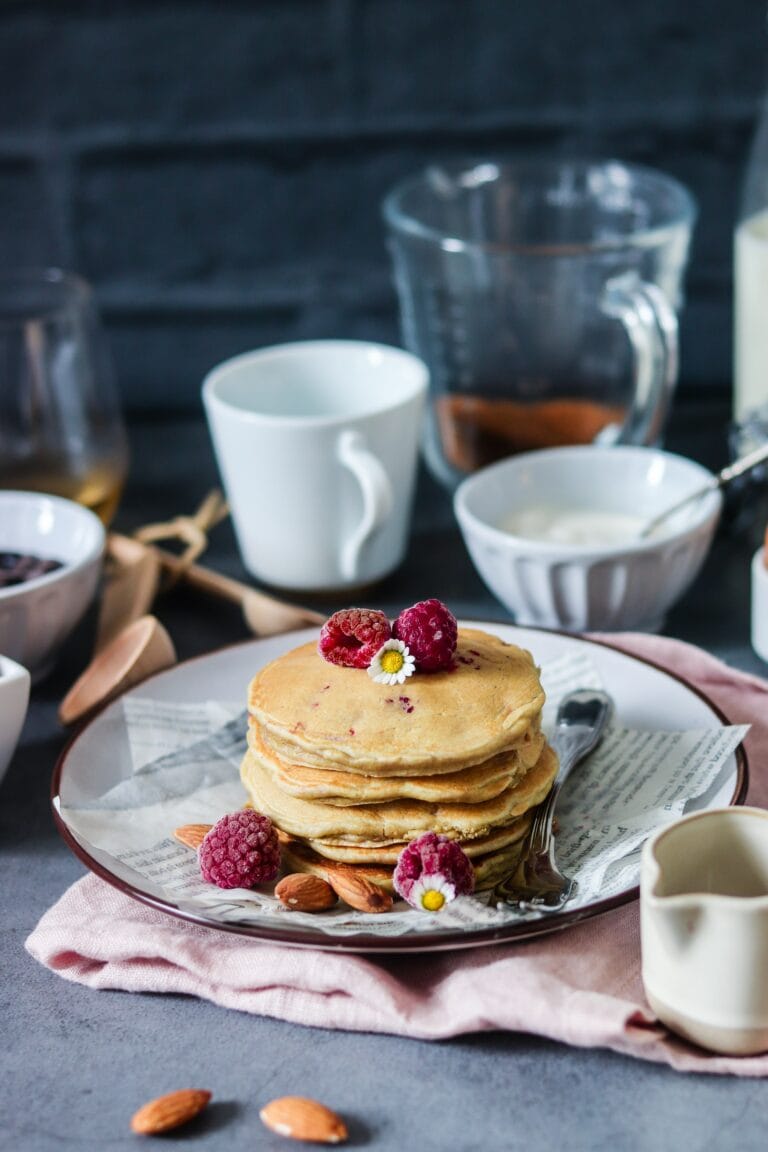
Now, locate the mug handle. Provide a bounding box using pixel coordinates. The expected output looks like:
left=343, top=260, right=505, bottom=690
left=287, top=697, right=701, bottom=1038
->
left=337, top=430, right=394, bottom=582
left=601, top=274, right=679, bottom=446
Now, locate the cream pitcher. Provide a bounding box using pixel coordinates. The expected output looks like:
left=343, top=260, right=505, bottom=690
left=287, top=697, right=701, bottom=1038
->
left=641, top=807, right=768, bottom=1056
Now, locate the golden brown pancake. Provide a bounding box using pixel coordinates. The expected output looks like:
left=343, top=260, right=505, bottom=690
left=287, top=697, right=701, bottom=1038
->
left=302, top=811, right=533, bottom=865
left=248, top=628, right=546, bottom=775
left=281, top=834, right=528, bottom=893
left=243, top=624, right=554, bottom=890
left=247, top=718, right=543, bottom=805
left=240, top=742, right=557, bottom=843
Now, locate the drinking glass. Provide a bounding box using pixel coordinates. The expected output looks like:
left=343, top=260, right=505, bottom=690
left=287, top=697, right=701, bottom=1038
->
left=0, top=268, right=128, bottom=524
left=383, top=159, right=696, bottom=489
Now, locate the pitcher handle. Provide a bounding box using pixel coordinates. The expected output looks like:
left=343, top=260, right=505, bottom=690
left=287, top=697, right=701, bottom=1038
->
left=337, top=430, right=394, bottom=582
left=601, top=274, right=679, bottom=447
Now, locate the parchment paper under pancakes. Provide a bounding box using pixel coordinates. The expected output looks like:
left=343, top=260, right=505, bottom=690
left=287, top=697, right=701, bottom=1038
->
left=241, top=626, right=557, bottom=890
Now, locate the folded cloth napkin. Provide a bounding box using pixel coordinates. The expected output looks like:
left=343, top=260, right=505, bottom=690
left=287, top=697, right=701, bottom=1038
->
left=26, top=633, right=768, bottom=1076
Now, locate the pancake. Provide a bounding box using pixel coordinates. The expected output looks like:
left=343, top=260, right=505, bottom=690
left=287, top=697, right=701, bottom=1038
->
left=248, top=628, right=546, bottom=775
left=259, top=714, right=544, bottom=777
left=240, top=742, right=557, bottom=843
left=303, top=812, right=533, bottom=865
left=281, top=834, right=528, bottom=893
left=243, top=622, right=553, bottom=896
left=247, top=718, right=544, bottom=805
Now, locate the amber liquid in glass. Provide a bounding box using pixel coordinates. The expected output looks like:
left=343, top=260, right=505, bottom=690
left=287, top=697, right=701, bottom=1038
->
left=0, top=460, right=125, bottom=525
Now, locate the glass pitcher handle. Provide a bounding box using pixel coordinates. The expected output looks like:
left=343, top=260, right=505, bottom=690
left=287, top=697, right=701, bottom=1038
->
left=601, top=274, right=679, bottom=446
left=337, top=430, right=394, bottom=582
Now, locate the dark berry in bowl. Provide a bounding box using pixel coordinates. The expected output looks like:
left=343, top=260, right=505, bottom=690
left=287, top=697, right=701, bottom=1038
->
left=0, top=551, right=64, bottom=589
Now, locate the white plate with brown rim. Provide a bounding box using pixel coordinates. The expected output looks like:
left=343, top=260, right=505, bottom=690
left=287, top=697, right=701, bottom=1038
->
left=52, top=623, right=747, bottom=953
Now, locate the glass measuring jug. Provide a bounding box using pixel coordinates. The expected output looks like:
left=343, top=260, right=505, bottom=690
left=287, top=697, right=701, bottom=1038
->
left=383, top=160, right=696, bottom=489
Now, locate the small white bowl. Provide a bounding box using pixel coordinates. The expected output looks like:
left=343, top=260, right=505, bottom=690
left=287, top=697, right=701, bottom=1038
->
left=454, top=446, right=722, bottom=632
left=0, top=491, right=105, bottom=678
left=0, top=654, right=30, bottom=785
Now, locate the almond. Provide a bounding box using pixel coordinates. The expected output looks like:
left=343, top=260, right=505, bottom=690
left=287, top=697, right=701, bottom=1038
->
left=130, top=1088, right=211, bottom=1135
left=260, top=1096, right=348, bottom=1144
left=326, top=868, right=393, bottom=914
left=275, top=873, right=337, bottom=912
left=173, top=824, right=212, bottom=850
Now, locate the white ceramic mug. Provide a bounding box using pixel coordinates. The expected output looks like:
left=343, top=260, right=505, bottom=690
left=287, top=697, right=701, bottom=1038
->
left=203, top=341, right=428, bottom=591
left=641, top=807, right=768, bottom=1056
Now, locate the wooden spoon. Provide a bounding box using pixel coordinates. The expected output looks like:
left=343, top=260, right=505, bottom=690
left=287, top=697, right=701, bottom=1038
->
left=96, top=534, right=162, bottom=650
left=107, top=533, right=326, bottom=636
left=175, top=559, right=327, bottom=636
left=59, top=615, right=177, bottom=726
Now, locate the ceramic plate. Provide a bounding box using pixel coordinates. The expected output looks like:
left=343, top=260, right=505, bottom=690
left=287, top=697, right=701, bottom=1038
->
left=52, top=624, right=747, bottom=953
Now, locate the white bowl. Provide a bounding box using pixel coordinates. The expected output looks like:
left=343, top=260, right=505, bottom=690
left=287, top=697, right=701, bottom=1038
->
left=0, top=492, right=105, bottom=677
left=454, top=446, right=722, bottom=632
left=0, top=654, right=30, bottom=785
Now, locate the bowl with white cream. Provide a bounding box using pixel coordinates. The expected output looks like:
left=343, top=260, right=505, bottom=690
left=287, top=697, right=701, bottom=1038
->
left=454, top=445, right=722, bottom=631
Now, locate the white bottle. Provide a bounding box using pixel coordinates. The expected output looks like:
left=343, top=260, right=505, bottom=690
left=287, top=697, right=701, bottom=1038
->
left=735, top=90, right=768, bottom=421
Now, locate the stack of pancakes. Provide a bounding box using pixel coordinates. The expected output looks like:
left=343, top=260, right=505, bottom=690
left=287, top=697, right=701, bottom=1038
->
left=241, top=627, right=558, bottom=892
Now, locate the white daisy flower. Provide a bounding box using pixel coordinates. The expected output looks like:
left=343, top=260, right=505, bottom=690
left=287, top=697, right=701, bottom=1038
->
left=409, top=874, right=457, bottom=912
left=367, top=639, right=416, bottom=685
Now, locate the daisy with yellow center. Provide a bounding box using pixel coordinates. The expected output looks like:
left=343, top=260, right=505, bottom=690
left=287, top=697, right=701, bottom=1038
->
left=368, top=639, right=416, bottom=685
left=409, top=875, right=456, bottom=912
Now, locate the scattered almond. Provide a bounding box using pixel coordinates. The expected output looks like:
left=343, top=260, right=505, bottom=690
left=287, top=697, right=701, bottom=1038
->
left=260, top=1096, right=348, bottom=1144
left=326, top=868, right=393, bottom=914
left=130, top=1088, right=211, bottom=1135
left=173, top=824, right=212, bottom=850
left=275, top=873, right=337, bottom=912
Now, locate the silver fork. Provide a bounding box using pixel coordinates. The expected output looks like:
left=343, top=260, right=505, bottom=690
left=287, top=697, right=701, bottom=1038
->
left=491, top=688, right=613, bottom=913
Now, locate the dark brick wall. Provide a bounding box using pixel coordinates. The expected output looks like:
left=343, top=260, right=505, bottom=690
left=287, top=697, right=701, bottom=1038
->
left=0, top=0, right=764, bottom=414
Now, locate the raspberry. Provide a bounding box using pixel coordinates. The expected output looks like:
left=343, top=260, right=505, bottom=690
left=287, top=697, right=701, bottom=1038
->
left=199, top=810, right=280, bottom=889
left=393, top=832, right=475, bottom=910
left=318, top=608, right=392, bottom=669
left=393, top=599, right=457, bottom=672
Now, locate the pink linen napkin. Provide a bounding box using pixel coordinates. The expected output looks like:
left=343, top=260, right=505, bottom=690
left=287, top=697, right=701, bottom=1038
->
left=26, top=633, right=768, bottom=1076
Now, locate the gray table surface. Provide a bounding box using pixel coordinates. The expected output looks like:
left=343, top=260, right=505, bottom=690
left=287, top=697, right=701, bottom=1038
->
left=3, top=411, right=768, bottom=1152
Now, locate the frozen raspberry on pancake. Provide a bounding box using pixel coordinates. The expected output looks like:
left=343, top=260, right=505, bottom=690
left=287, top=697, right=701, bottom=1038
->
left=393, top=599, right=458, bottom=671
left=318, top=608, right=392, bottom=669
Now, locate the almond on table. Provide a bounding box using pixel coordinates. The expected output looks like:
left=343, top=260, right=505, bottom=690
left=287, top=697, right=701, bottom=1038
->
left=260, top=1096, right=348, bottom=1144
left=130, top=1088, right=211, bottom=1135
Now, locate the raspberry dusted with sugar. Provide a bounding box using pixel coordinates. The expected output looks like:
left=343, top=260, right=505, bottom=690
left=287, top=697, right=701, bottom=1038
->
left=393, top=832, right=475, bottom=911
left=199, top=810, right=280, bottom=889
left=393, top=599, right=458, bottom=672
left=318, top=608, right=391, bottom=669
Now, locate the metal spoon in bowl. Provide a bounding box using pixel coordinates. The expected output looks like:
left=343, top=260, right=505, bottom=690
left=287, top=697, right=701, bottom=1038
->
left=639, top=441, right=768, bottom=540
